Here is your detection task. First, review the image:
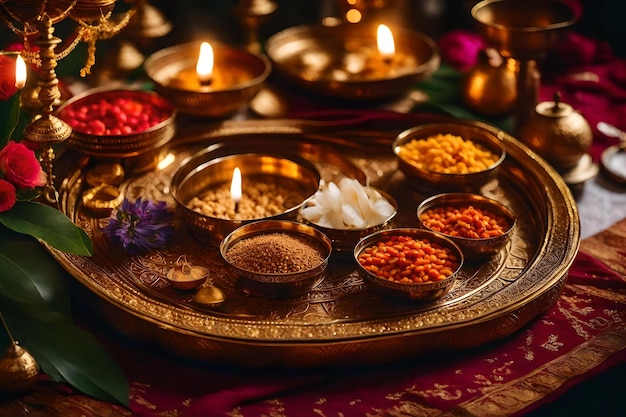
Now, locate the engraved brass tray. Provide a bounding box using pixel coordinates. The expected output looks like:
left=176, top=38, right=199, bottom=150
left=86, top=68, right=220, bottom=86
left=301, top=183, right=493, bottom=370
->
left=51, top=118, right=579, bottom=367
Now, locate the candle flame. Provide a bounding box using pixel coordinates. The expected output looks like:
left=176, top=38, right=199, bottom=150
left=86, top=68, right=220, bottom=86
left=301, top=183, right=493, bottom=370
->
left=196, top=42, right=214, bottom=84
left=15, top=55, right=26, bottom=89
left=230, top=167, right=242, bottom=205
left=377, top=24, right=395, bottom=60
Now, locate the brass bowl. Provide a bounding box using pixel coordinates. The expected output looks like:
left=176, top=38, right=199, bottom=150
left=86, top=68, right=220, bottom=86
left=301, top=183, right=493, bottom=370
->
left=471, top=0, right=577, bottom=61
left=354, top=228, right=463, bottom=302
left=299, top=187, right=398, bottom=255
left=144, top=41, right=271, bottom=117
left=392, top=122, right=506, bottom=191
left=57, top=87, right=176, bottom=160
left=265, top=23, right=439, bottom=100
left=220, top=220, right=332, bottom=298
left=417, top=193, right=516, bottom=261
left=172, top=151, right=321, bottom=244
left=166, top=265, right=209, bottom=291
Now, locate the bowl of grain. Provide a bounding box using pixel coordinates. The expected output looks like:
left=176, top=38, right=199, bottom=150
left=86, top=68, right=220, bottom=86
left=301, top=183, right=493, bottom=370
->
left=298, top=177, right=398, bottom=255
left=393, top=122, right=505, bottom=191
left=172, top=151, right=321, bottom=244
left=354, top=228, right=463, bottom=301
left=417, top=192, right=516, bottom=260
left=220, top=220, right=333, bottom=298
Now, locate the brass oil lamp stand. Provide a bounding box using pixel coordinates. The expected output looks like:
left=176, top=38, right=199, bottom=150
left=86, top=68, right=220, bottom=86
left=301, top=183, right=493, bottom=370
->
left=0, top=0, right=136, bottom=203
left=22, top=14, right=72, bottom=204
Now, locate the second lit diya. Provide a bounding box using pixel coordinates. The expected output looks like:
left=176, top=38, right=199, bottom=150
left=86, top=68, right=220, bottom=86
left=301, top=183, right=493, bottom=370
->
left=265, top=23, right=439, bottom=100
left=171, top=151, right=321, bottom=243
left=144, top=41, right=271, bottom=117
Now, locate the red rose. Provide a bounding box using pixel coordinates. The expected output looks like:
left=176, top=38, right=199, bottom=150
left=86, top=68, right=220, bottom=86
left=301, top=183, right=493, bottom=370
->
left=0, top=55, right=18, bottom=101
left=0, top=141, right=47, bottom=189
left=0, top=179, right=16, bottom=212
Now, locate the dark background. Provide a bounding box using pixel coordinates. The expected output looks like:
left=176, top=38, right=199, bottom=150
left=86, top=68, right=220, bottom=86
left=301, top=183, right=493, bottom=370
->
left=2, top=0, right=625, bottom=62
left=0, top=1, right=624, bottom=416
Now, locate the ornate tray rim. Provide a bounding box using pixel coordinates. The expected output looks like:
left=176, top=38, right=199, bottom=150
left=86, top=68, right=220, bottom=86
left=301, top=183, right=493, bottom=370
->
left=49, top=119, right=580, bottom=365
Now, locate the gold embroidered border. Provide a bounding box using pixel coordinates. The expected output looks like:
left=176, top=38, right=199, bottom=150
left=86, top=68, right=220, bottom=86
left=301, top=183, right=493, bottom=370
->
left=443, top=326, right=626, bottom=417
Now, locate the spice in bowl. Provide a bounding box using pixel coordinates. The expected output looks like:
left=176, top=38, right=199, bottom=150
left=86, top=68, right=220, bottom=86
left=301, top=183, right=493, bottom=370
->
left=419, top=204, right=510, bottom=239
left=224, top=232, right=324, bottom=274
left=172, top=152, right=321, bottom=243
left=417, top=193, right=516, bottom=260
left=357, top=234, right=460, bottom=284
left=392, top=123, right=505, bottom=191
left=397, top=133, right=499, bottom=175
left=354, top=228, right=463, bottom=301
left=220, top=220, right=332, bottom=298
left=187, top=176, right=307, bottom=221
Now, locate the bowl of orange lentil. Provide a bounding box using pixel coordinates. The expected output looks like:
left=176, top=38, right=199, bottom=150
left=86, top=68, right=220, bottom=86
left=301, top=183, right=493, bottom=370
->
left=354, top=228, right=463, bottom=301
left=392, top=122, right=506, bottom=191
left=417, top=192, right=516, bottom=260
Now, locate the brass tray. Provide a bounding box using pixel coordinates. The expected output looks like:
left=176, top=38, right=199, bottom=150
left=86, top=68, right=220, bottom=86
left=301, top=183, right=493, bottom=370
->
left=51, top=118, right=580, bottom=367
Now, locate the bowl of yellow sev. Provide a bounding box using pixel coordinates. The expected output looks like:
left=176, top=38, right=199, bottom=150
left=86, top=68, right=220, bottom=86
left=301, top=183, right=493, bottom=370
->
left=392, top=122, right=505, bottom=191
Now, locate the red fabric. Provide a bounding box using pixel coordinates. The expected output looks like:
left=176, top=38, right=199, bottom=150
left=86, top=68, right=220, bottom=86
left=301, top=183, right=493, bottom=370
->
left=436, top=28, right=626, bottom=165
left=86, top=247, right=623, bottom=417
left=540, top=31, right=626, bottom=163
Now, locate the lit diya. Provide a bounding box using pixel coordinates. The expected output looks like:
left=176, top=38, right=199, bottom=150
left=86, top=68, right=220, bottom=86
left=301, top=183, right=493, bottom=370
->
left=266, top=22, right=439, bottom=100
left=171, top=151, right=321, bottom=243
left=144, top=40, right=271, bottom=117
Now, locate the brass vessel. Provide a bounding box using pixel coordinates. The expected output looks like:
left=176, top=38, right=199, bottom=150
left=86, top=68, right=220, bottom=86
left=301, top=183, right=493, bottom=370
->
left=0, top=342, right=39, bottom=393
left=472, top=0, right=577, bottom=131
left=265, top=23, right=439, bottom=101
left=461, top=48, right=516, bottom=117
left=519, top=93, right=592, bottom=172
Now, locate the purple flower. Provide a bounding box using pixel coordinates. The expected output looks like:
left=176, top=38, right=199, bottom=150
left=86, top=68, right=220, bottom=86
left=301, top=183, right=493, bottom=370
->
left=103, top=197, right=175, bottom=255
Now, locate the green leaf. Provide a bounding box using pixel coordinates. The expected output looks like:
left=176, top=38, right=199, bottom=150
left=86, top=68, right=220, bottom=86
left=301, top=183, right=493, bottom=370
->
left=0, top=228, right=73, bottom=321
left=0, top=201, right=93, bottom=256
left=0, top=93, right=21, bottom=148
left=0, top=227, right=129, bottom=406
left=1, top=308, right=129, bottom=406
left=31, top=322, right=129, bottom=406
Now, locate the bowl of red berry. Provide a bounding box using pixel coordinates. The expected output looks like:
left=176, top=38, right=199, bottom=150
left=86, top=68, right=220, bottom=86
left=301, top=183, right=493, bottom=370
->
left=57, top=87, right=176, bottom=171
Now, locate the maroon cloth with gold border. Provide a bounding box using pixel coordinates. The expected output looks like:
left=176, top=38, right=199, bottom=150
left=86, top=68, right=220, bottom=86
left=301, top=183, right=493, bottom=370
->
left=2, top=219, right=623, bottom=417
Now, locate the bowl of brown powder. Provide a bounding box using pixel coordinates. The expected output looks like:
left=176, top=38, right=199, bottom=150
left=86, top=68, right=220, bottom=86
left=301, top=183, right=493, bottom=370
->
left=220, top=220, right=332, bottom=298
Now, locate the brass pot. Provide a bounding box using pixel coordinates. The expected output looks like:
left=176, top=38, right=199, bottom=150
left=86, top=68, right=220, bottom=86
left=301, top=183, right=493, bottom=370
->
left=518, top=93, right=592, bottom=172
left=461, top=48, right=517, bottom=117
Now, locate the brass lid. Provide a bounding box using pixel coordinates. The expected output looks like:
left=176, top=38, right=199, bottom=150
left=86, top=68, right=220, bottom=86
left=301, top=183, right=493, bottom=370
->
left=534, top=92, right=573, bottom=118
